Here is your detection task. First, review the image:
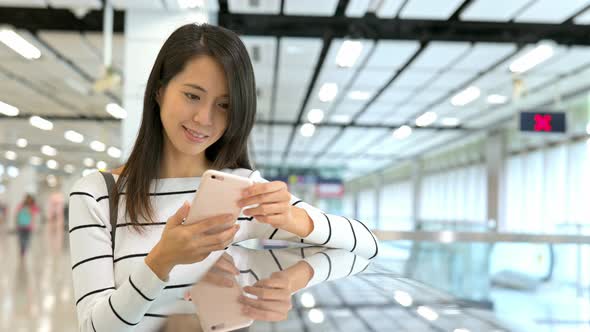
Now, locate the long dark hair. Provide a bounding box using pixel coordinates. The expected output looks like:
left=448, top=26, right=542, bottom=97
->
left=114, top=24, right=257, bottom=229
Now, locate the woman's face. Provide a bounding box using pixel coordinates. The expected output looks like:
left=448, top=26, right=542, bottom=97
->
left=158, top=55, right=230, bottom=159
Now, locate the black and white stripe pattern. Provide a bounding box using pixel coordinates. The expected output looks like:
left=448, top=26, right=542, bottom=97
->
left=69, top=169, right=379, bottom=331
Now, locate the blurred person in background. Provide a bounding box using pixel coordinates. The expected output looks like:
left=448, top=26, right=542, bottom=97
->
left=15, top=194, right=39, bottom=258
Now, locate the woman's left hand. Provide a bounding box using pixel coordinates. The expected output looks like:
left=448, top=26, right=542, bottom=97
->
left=237, top=181, right=294, bottom=228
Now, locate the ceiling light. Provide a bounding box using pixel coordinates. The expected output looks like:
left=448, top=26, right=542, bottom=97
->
left=83, top=158, right=94, bottom=167
left=336, top=40, right=363, bottom=68
left=509, top=42, right=554, bottom=74
left=393, top=125, right=412, bottom=139
left=348, top=90, right=372, bottom=101
left=7, top=166, right=18, bottom=178
left=451, top=86, right=480, bottom=107
left=96, top=161, right=107, bottom=170
left=4, top=150, right=17, bottom=160
left=82, top=169, right=95, bottom=177
left=16, top=138, right=27, bottom=148
left=105, top=103, right=127, bottom=119
left=0, top=28, right=41, bottom=60
left=64, top=164, right=75, bottom=174
left=415, top=112, right=437, bottom=127
left=0, top=100, right=19, bottom=116
left=46, top=174, right=57, bottom=187
left=308, top=309, right=325, bottom=324
left=331, top=114, right=351, bottom=124
left=307, top=109, right=324, bottom=124
left=394, top=290, right=413, bottom=307
left=90, top=140, right=106, bottom=152
left=318, top=83, right=338, bottom=102
left=107, top=146, right=121, bottom=159
left=441, top=117, right=460, bottom=127
left=486, top=94, right=508, bottom=105
left=64, top=130, right=84, bottom=143
left=41, top=145, right=57, bottom=157
left=178, top=0, right=204, bottom=9
left=417, top=306, right=439, bottom=321
left=29, top=156, right=43, bottom=166
left=300, top=123, right=316, bottom=137
left=46, top=159, right=58, bottom=170
left=29, top=116, right=53, bottom=130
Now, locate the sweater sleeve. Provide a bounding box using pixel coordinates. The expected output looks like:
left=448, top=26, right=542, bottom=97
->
left=242, top=170, right=380, bottom=260
left=228, top=246, right=370, bottom=289
left=68, top=173, right=167, bottom=332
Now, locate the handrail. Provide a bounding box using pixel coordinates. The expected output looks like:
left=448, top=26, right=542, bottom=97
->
left=374, top=230, right=590, bottom=244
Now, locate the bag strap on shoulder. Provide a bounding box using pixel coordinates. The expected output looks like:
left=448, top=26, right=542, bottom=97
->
left=99, top=171, right=118, bottom=254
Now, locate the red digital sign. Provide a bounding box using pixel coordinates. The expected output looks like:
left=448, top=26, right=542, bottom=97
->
left=520, top=112, right=566, bottom=133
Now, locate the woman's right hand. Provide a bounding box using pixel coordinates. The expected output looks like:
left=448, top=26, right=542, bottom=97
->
left=145, top=201, right=240, bottom=281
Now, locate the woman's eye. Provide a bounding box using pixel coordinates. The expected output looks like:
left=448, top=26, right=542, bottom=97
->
left=218, top=103, right=229, bottom=110
left=184, top=93, right=200, bottom=101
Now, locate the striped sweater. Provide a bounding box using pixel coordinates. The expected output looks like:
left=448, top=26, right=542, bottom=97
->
left=68, top=168, right=379, bottom=331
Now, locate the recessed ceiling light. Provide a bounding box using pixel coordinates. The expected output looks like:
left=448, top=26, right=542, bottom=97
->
left=4, top=150, right=17, bottom=160
left=486, top=94, right=508, bottom=105
left=64, top=130, right=84, bottom=143
left=0, top=28, right=41, bottom=60
left=509, top=42, right=554, bottom=74
left=16, top=138, right=28, bottom=148
left=0, top=100, right=19, bottom=116
left=41, top=145, right=57, bottom=157
left=90, top=141, right=106, bottom=152
left=83, top=158, right=94, bottom=167
left=30, top=116, right=53, bottom=130
left=336, top=40, right=363, bottom=68
left=46, top=159, right=58, bottom=170
left=415, top=112, right=437, bottom=127
left=105, top=103, right=127, bottom=119
left=96, top=161, right=107, bottom=170
left=300, top=123, right=316, bottom=137
left=307, top=109, right=324, bottom=124
left=451, top=86, right=480, bottom=107
left=392, top=125, right=412, bottom=139
left=318, top=83, right=338, bottom=102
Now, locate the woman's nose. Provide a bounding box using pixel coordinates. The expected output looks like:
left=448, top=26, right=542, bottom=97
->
left=192, top=105, right=213, bottom=126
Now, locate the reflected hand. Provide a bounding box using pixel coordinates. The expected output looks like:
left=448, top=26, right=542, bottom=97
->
left=239, top=271, right=294, bottom=321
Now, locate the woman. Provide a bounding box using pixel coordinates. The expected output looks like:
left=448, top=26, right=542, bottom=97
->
left=69, top=23, right=379, bottom=332
left=15, top=194, right=39, bottom=258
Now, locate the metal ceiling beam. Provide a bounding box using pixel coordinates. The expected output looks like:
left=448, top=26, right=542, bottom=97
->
left=219, top=14, right=590, bottom=45
left=0, top=6, right=125, bottom=32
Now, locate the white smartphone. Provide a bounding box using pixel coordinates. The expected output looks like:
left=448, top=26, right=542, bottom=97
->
left=186, top=169, right=254, bottom=226
left=190, top=273, right=254, bottom=331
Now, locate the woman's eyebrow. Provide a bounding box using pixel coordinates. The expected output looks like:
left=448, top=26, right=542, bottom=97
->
left=183, top=83, right=207, bottom=93
left=183, top=83, right=229, bottom=98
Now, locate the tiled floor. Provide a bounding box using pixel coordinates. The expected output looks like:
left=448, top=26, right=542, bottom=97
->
left=0, top=224, right=77, bottom=332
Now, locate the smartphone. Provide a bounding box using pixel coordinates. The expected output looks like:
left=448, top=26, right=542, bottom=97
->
left=190, top=273, right=254, bottom=331
left=186, top=170, right=254, bottom=227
